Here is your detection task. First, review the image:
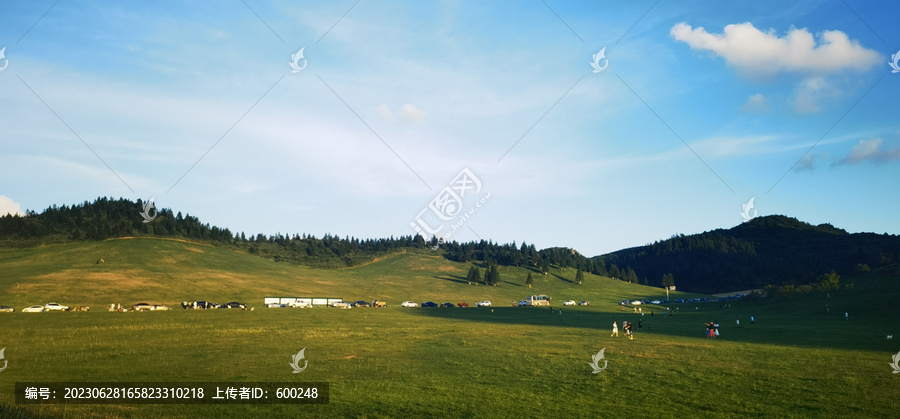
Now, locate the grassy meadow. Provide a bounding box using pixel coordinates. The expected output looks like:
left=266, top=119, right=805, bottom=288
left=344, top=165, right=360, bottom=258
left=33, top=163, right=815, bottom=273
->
left=1, top=238, right=899, bottom=417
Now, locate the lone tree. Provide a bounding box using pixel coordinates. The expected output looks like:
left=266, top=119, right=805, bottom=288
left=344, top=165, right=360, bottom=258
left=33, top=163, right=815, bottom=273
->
left=817, top=270, right=840, bottom=292
left=540, top=259, right=550, bottom=276
left=575, top=268, right=584, bottom=285
left=487, top=265, right=501, bottom=286
left=466, top=266, right=476, bottom=285
left=526, top=272, right=534, bottom=288
left=472, top=267, right=482, bottom=285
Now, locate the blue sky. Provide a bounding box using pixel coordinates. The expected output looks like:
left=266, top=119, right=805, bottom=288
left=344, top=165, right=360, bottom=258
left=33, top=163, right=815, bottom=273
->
left=1, top=0, right=898, bottom=256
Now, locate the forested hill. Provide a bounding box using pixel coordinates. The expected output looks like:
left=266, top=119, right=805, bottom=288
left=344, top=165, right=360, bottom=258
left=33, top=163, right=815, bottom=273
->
left=3, top=199, right=898, bottom=292
left=596, top=215, right=900, bottom=293
left=0, top=197, right=597, bottom=271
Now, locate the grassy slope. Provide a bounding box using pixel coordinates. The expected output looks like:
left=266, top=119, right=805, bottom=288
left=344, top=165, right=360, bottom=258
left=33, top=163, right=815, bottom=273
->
left=1, top=238, right=899, bottom=418
left=0, top=237, right=699, bottom=308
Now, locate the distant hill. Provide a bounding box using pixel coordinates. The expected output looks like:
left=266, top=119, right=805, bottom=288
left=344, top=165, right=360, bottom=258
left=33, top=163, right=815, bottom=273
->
left=595, top=215, right=900, bottom=293
left=0, top=197, right=597, bottom=271
left=3, top=199, right=898, bottom=293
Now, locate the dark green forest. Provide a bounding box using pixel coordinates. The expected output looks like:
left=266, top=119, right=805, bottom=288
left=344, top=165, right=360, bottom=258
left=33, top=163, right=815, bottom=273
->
left=599, top=215, right=900, bottom=293
left=2, top=198, right=898, bottom=292
left=0, top=197, right=598, bottom=272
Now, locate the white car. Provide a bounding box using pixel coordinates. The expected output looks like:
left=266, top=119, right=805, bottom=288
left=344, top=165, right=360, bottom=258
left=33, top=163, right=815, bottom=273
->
left=44, top=302, right=69, bottom=311
left=401, top=301, right=418, bottom=308
left=650, top=300, right=662, bottom=305
left=23, top=305, right=46, bottom=313
left=477, top=300, right=492, bottom=307
left=630, top=300, right=642, bottom=305
left=563, top=300, right=576, bottom=306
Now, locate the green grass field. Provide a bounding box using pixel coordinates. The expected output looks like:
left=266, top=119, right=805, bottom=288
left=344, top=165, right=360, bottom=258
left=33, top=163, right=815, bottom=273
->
left=1, top=238, right=899, bottom=417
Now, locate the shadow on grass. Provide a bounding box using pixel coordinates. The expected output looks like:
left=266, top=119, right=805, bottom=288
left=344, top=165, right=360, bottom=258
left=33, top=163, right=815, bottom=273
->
left=432, top=274, right=469, bottom=285
left=404, top=302, right=895, bottom=352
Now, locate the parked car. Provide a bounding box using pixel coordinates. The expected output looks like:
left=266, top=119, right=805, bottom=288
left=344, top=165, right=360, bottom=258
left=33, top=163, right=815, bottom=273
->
left=329, top=301, right=352, bottom=309
left=675, top=298, right=685, bottom=303
left=372, top=300, right=387, bottom=308
left=619, top=300, right=630, bottom=305
left=23, top=305, right=46, bottom=313
left=457, top=302, right=469, bottom=307
left=132, top=303, right=154, bottom=311
left=192, top=301, right=218, bottom=309
left=352, top=301, right=371, bottom=308
left=421, top=302, right=438, bottom=308
left=563, top=300, right=576, bottom=306
left=220, top=302, right=246, bottom=309
left=578, top=301, right=590, bottom=306
left=630, top=300, right=642, bottom=305
left=0, top=306, right=15, bottom=312
left=440, top=302, right=455, bottom=308
left=44, top=302, right=68, bottom=311
left=650, top=300, right=662, bottom=305
left=477, top=300, right=492, bottom=307
left=518, top=300, right=528, bottom=307
left=401, top=301, right=418, bottom=308
left=642, top=300, right=651, bottom=305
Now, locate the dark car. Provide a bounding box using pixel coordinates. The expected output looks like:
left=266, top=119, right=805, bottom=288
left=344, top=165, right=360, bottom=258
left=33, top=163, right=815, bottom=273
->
left=642, top=300, right=651, bottom=304
left=619, top=300, right=629, bottom=305
left=675, top=298, right=685, bottom=303
left=352, top=301, right=371, bottom=308
left=220, top=302, right=246, bottom=309
left=440, top=303, right=455, bottom=308
left=421, top=302, right=438, bottom=307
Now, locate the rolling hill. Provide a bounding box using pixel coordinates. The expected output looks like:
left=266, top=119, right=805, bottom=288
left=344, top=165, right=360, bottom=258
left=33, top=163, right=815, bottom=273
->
left=3, top=198, right=900, bottom=294
left=0, top=237, right=702, bottom=308
left=597, top=215, right=900, bottom=293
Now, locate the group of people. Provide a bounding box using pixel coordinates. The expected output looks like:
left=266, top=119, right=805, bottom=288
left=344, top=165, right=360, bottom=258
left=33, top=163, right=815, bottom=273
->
left=705, top=321, right=720, bottom=338
left=611, top=321, right=634, bottom=340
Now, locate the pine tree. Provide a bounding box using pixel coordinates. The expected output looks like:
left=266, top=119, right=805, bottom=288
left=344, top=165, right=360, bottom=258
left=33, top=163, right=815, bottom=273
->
left=473, top=267, right=482, bottom=285
left=526, top=272, right=533, bottom=288
left=489, top=265, right=501, bottom=286
left=541, top=259, right=550, bottom=276
left=575, top=268, right=584, bottom=285
left=466, top=266, right=476, bottom=285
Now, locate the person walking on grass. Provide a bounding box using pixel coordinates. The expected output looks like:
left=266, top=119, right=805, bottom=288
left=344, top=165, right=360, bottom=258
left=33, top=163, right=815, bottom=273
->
left=611, top=321, right=619, bottom=337
left=638, top=319, right=643, bottom=331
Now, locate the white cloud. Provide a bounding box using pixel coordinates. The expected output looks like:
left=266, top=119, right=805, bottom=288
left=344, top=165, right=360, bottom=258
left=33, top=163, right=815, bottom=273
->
left=400, top=104, right=428, bottom=122
left=741, top=93, right=769, bottom=113
left=375, top=104, right=428, bottom=122
left=671, top=22, right=881, bottom=77
left=0, top=196, right=24, bottom=217
left=839, top=138, right=900, bottom=164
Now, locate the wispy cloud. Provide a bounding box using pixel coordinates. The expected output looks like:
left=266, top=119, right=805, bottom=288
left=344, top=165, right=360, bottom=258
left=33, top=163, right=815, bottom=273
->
left=741, top=93, right=769, bottom=113
left=376, top=103, right=428, bottom=122
left=837, top=138, right=900, bottom=165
